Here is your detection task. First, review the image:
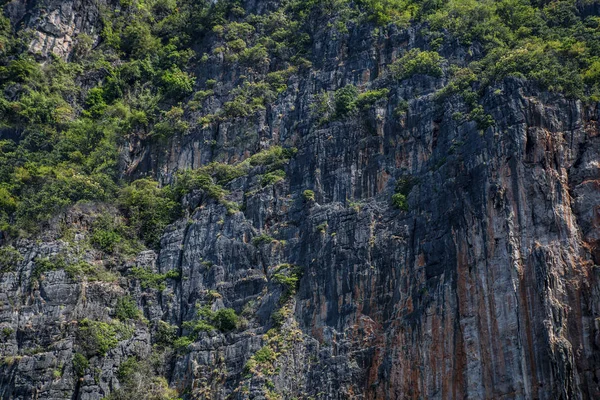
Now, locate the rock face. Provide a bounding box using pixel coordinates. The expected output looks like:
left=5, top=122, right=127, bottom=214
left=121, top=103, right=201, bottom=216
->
left=1, top=1, right=600, bottom=400
left=5, top=0, right=114, bottom=58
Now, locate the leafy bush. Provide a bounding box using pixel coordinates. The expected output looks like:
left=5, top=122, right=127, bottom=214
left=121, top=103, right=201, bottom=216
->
left=119, top=179, right=180, bottom=248
left=223, top=81, right=275, bottom=118
left=357, top=0, right=417, bottom=26
left=105, top=372, right=179, bottom=400
left=391, top=193, right=408, bottom=211
left=273, top=264, right=304, bottom=299
left=303, top=190, right=315, bottom=201
left=334, top=85, right=359, bottom=117
left=32, top=256, right=68, bottom=281
left=90, top=216, right=125, bottom=254
left=390, top=49, right=444, bottom=80
left=130, top=267, right=180, bottom=291
left=0, top=246, right=23, bottom=272
left=247, top=146, right=297, bottom=168
left=115, top=296, right=139, bottom=320
left=72, top=353, right=89, bottom=377
left=261, top=170, right=286, bottom=187
left=77, top=319, right=119, bottom=357
left=160, top=66, right=195, bottom=100
left=252, top=234, right=274, bottom=246
left=173, top=336, right=194, bottom=352
left=212, top=308, right=238, bottom=331
left=85, top=87, right=107, bottom=118
left=152, top=106, right=189, bottom=139
left=253, top=346, right=276, bottom=364
left=357, top=88, right=390, bottom=109
left=117, top=357, right=140, bottom=383
left=316, top=222, right=328, bottom=233
left=14, top=167, right=114, bottom=230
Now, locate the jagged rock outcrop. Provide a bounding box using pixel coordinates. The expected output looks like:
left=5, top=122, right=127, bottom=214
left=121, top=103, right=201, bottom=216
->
left=5, top=0, right=115, bottom=59
left=1, top=1, right=600, bottom=400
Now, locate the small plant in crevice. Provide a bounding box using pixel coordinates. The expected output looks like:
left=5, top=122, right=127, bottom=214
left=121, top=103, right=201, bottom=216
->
left=72, top=353, right=89, bottom=377
left=316, top=222, right=328, bottom=233
left=392, top=176, right=417, bottom=212
left=302, top=189, right=315, bottom=202
left=252, top=233, right=274, bottom=246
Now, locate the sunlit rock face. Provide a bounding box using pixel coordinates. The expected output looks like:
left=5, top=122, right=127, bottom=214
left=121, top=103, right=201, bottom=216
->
left=5, top=0, right=114, bottom=59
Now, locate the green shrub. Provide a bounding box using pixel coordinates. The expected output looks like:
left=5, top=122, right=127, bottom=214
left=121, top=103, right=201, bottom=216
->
left=117, top=357, right=140, bottom=383
left=253, top=346, right=275, bottom=364
left=271, top=309, right=285, bottom=327
left=395, top=177, right=417, bottom=196
left=173, top=336, right=193, bottom=351
left=91, top=228, right=121, bottom=253
left=302, top=190, right=315, bottom=201
left=72, top=353, right=89, bottom=377
left=173, top=170, right=228, bottom=201
left=247, top=146, right=297, bottom=168
left=358, top=0, right=416, bottom=26
left=32, top=256, right=68, bottom=281
left=469, top=105, right=495, bottom=130
left=119, top=179, right=180, bottom=249
left=252, top=233, right=274, bottom=246
left=115, top=296, right=139, bottom=320
left=316, top=222, right=328, bottom=233
left=155, top=321, right=177, bottom=346
left=77, top=319, right=119, bottom=357
left=152, top=106, right=189, bottom=139
left=391, top=193, right=408, bottom=211
left=130, top=267, right=180, bottom=291
left=14, top=168, right=114, bottom=229
left=334, top=85, right=359, bottom=117
left=261, top=170, right=286, bottom=187
left=182, top=319, right=215, bottom=335
left=213, top=308, right=238, bottom=331
left=120, top=22, right=160, bottom=58
left=273, top=273, right=300, bottom=295
left=394, top=100, right=409, bottom=116
left=85, top=87, right=107, bottom=118
left=89, top=214, right=135, bottom=255
left=63, top=261, right=117, bottom=282
left=583, top=60, right=600, bottom=86
left=239, top=44, right=269, bottom=66
left=223, top=81, right=275, bottom=118
left=160, top=66, right=195, bottom=100
left=390, top=49, right=444, bottom=80
left=357, top=88, right=390, bottom=109
left=0, top=246, right=23, bottom=272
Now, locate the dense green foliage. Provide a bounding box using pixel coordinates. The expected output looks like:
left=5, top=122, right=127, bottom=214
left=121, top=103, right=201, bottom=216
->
left=0, top=0, right=599, bottom=248
left=115, top=296, right=140, bottom=320
left=178, top=305, right=239, bottom=347
left=130, top=267, right=181, bottom=290
left=212, top=308, right=239, bottom=331
left=72, top=352, right=89, bottom=377
left=77, top=319, right=120, bottom=356
left=0, top=245, right=22, bottom=272
left=118, top=179, right=180, bottom=248
left=302, top=189, right=315, bottom=202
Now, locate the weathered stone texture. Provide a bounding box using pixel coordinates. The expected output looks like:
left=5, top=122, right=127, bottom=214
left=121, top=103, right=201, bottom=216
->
left=1, top=1, right=599, bottom=399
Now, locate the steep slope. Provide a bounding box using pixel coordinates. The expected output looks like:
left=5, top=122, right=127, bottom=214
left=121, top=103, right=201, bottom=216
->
left=1, top=1, right=600, bottom=399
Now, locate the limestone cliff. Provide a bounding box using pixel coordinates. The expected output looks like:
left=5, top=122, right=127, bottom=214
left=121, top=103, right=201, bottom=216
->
left=1, top=1, right=599, bottom=399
